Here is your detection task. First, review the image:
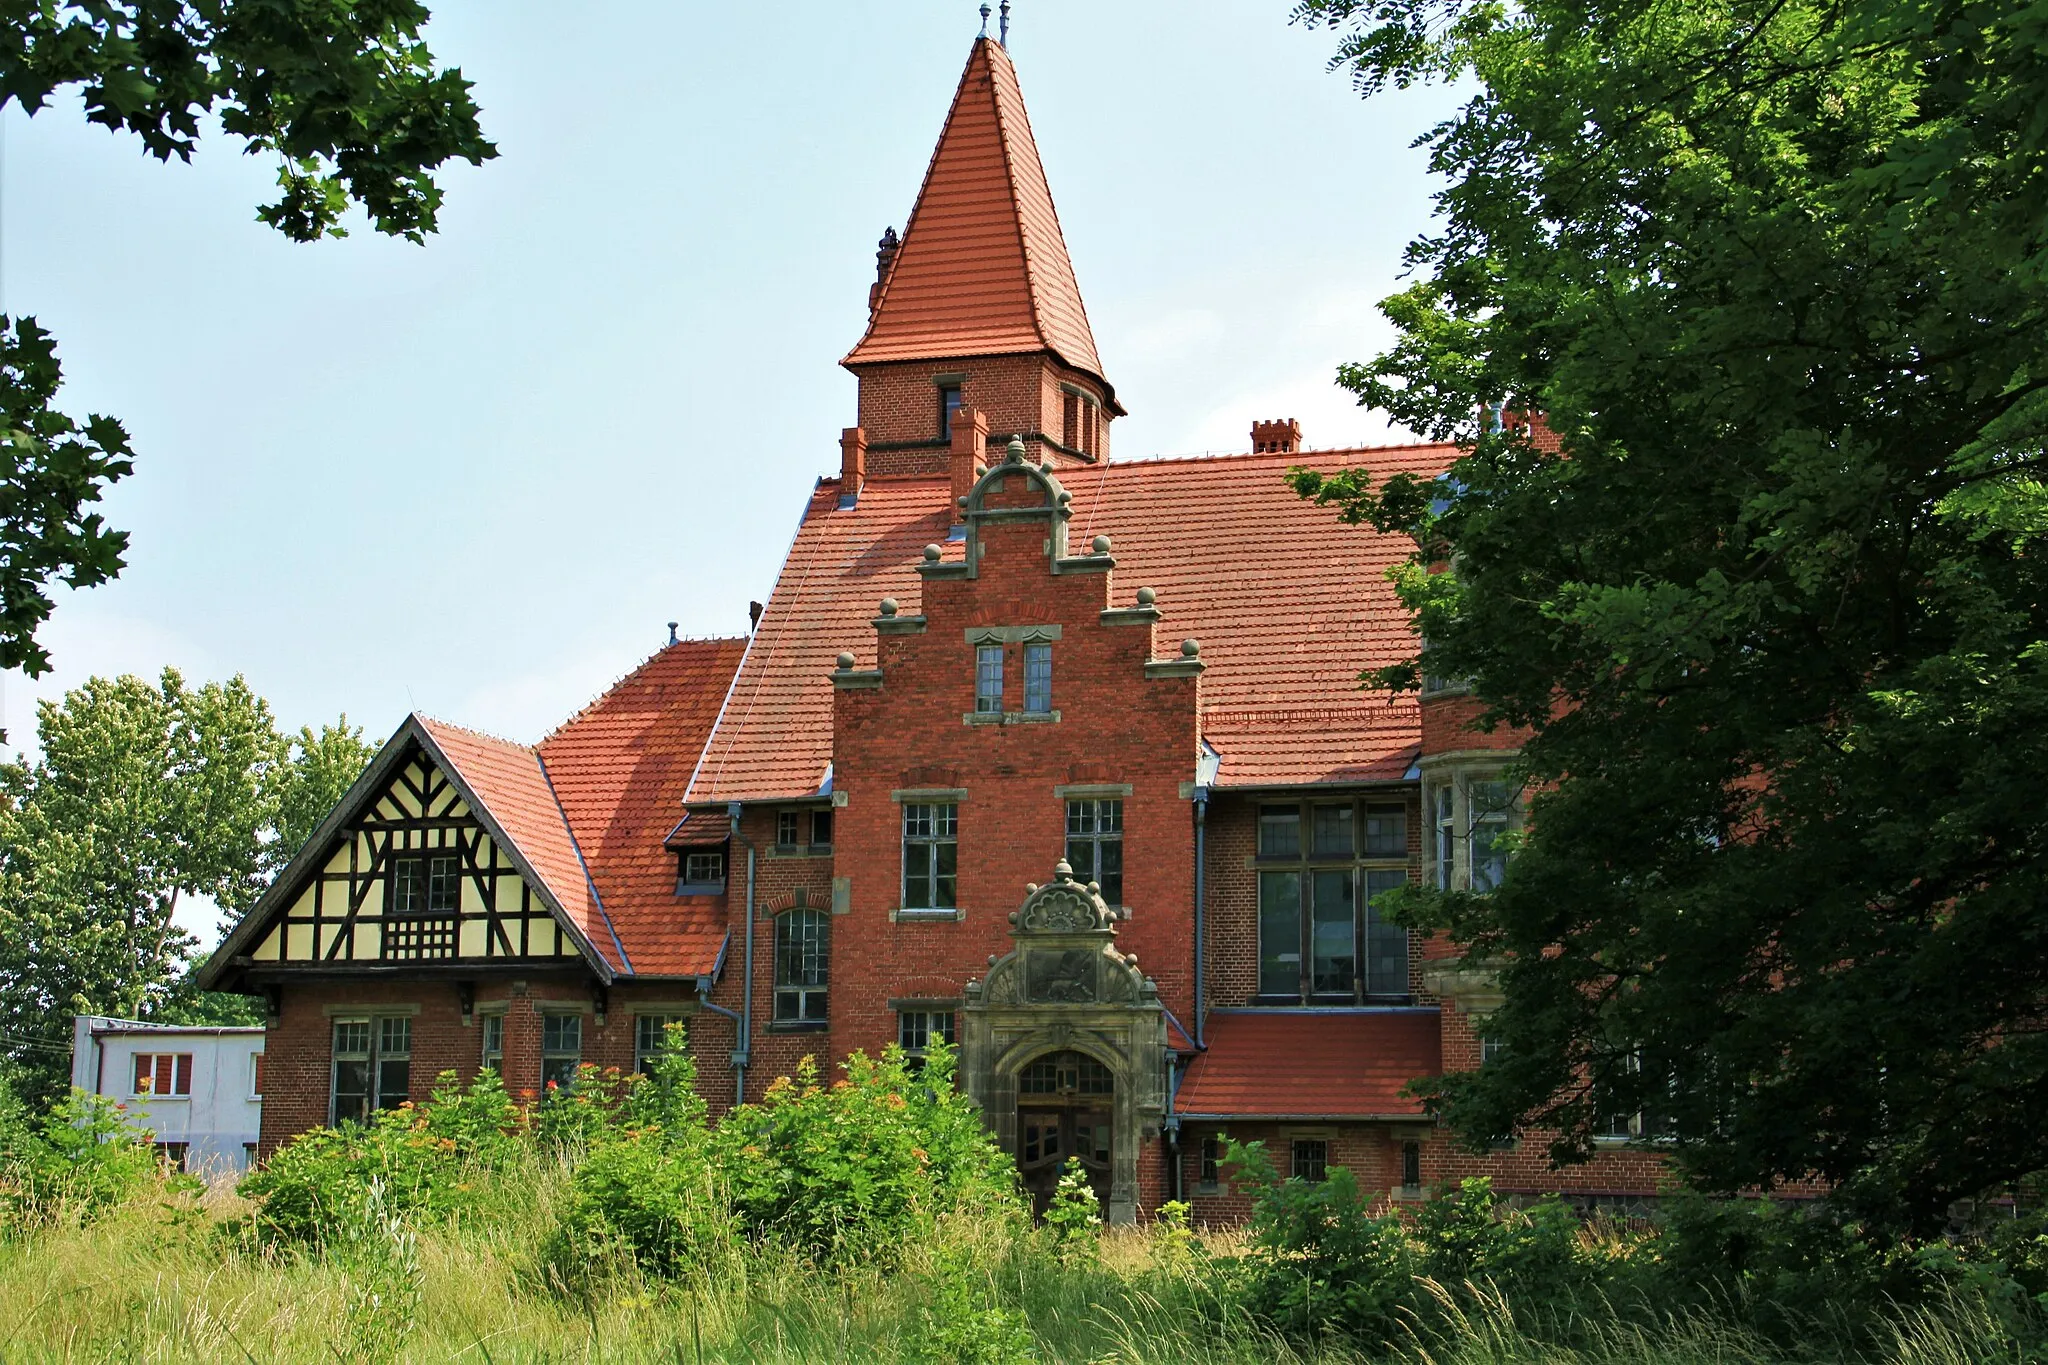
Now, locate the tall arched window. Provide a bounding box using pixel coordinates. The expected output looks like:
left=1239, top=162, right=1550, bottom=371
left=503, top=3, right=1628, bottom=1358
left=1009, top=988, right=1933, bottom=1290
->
left=773, top=908, right=829, bottom=1025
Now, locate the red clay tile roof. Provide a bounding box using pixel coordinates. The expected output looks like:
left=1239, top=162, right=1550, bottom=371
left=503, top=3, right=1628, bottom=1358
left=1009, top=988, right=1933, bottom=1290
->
left=1175, top=1009, right=1443, bottom=1119
left=843, top=37, right=1107, bottom=394
left=417, top=716, right=624, bottom=973
left=538, top=638, right=750, bottom=978
left=687, top=443, right=1457, bottom=803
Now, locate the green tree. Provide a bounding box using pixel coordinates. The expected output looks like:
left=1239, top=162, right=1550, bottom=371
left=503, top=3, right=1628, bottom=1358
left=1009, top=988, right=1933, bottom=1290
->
left=1290, top=0, right=2048, bottom=1231
left=0, top=1, right=493, bottom=680
left=0, top=672, right=376, bottom=1094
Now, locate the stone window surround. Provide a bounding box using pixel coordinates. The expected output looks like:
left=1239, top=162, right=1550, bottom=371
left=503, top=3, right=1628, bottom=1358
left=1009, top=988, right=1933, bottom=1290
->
left=1418, top=753, right=1523, bottom=893
left=963, top=625, right=1062, bottom=726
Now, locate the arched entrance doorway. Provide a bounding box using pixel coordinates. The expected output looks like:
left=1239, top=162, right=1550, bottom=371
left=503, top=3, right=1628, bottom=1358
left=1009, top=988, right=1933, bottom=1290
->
left=1016, top=1050, right=1115, bottom=1214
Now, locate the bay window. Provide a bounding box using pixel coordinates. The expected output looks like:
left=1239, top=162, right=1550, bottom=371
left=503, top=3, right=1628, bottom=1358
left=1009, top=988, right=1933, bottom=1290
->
left=1257, top=798, right=1412, bottom=1003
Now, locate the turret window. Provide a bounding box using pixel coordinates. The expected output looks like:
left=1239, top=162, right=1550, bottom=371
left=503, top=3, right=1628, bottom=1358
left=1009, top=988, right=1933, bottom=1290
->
left=1257, top=798, right=1414, bottom=1004
left=1424, top=773, right=1521, bottom=892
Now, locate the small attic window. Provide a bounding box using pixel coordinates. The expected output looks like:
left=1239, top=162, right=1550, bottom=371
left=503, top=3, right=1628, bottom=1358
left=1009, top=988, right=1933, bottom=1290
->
left=676, top=848, right=727, bottom=894
left=939, top=384, right=963, bottom=441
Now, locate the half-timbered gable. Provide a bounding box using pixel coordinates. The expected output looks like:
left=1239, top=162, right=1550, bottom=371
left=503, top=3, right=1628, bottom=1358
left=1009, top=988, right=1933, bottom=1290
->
left=211, top=716, right=619, bottom=984
left=244, top=745, right=584, bottom=969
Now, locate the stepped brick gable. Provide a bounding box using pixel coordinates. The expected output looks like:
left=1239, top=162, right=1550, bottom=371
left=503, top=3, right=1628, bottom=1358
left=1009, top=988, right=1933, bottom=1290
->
left=205, top=33, right=1683, bottom=1219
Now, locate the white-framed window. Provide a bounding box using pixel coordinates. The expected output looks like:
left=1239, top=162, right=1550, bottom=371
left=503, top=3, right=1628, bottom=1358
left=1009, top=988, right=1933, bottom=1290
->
left=902, top=803, right=959, bottom=910
left=249, top=1051, right=265, bottom=1098
left=1023, top=642, right=1053, bottom=713
left=1425, top=772, right=1521, bottom=892
left=897, top=1008, right=955, bottom=1060
left=975, top=645, right=1005, bottom=713
left=678, top=847, right=726, bottom=891
left=776, top=810, right=801, bottom=848
left=480, top=1013, right=504, bottom=1073
left=1064, top=798, right=1123, bottom=904
left=541, top=1013, right=583, bottom=1090
left=635, top=1014, right=686, bottom=1073
left=332, top=1016, right=410, bottom=1123
left=133, top=1053, right=193, bottom=1098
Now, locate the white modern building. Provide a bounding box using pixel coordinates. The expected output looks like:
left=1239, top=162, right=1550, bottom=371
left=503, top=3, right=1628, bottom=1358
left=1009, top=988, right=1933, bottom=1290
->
left=70, top=1016, right=265, bottom=1177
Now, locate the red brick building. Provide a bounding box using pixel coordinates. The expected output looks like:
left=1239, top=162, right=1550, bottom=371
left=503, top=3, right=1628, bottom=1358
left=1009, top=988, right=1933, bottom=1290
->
left=201, top=35, right=1672, bottom=1221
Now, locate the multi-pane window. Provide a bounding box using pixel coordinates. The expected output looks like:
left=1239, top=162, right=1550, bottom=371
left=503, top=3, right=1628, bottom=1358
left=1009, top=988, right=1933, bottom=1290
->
left=390, top=853, right=460, bottom=914
left=1258, top=799, right=1413, bottom=1003
left=1290, top=1138, right=1328, bottom=1183
left=897, top=1009, right=955, bottom=1057
left=679, top=849, right=725, bottom=888
left=975, top=645, right=1005, bottom=713
left=774, top=908, right=830, bottom=1024
left=1199, top=1136, right=1221, bottom=1188
left=777, top=810, right=801, bottom=848
left=1401, top=1142, right=1423, bottom=1191
left=1481, top=1035, right=1506, bottom=1067
left=541, top=1013, right=582, bottom=1090
left=1064, top=799, right=1123, bottom=904
left=635, top=1014, right=685, bottom=1073
left=1023, top=643, right=1053, bottom=713
left=132, top=1053, right=194, bottom=1097
left=1470, top=781, right=1514, bottom=891
left=1427, top=775, right=1520, bottom=891
left=332, top=1016, right=410, bottom=1124
left=902, top=803, right=959, bottom=910
left=480, top=1013, right=504, bottom=1072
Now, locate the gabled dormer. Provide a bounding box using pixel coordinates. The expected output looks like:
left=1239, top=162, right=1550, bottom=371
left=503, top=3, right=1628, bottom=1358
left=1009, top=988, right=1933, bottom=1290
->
left=843, top=37, right=1120, bottom=481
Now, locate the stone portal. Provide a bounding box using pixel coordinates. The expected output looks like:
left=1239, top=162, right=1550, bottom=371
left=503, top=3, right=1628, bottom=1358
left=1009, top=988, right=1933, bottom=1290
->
left=961, top=862, right=1167, bottom=1224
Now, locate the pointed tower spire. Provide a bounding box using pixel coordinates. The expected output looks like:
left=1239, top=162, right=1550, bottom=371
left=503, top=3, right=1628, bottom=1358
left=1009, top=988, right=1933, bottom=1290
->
left=844, top=37, right=1113, bottom=408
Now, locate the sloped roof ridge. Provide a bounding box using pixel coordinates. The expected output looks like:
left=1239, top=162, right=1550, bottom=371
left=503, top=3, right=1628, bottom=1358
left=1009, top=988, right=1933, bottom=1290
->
left=415, top=713, right=533, bottom=751
left=983, top=37, right=1104, bottom=386
left=1105, top=439, right=1464, bottom=468
left=538, top=636, right=751, bottom=746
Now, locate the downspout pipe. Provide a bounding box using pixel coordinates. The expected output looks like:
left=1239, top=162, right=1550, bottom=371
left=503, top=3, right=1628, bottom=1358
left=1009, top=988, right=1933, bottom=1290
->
left=728, top=801, right=755, bottom=1109
left=1193, top=787, right=1209, bottom=1049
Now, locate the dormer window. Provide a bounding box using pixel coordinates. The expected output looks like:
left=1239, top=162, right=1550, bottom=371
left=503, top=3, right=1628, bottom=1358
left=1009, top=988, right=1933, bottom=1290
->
left=676, top=847, right=727, bottom=894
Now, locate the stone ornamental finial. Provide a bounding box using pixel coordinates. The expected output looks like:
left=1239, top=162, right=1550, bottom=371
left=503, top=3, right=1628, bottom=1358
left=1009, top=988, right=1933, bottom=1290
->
left=879, top=598, right=899, bottom=617
left=1181, top=638, right=1201, bottom=658
left=1091, top=535, right=1111, bottom=554
left=1053, top=859, right=1075, bottom=881
left=1136, top=587, right=1156, bottom=606
left=924, top=544, right=942, bottom=562
left=1005, top=436, right=1027, bottom=463
left=836, top=651, right=856, bottom=669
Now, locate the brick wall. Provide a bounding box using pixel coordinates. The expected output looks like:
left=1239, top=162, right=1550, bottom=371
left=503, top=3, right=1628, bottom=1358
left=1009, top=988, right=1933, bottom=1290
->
left=852, top=354, right=1111, bottom=472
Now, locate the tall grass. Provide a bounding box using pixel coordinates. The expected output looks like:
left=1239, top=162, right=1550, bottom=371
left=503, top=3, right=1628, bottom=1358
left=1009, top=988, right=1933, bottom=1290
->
left=0, top=1161, right=2031, bottom=1364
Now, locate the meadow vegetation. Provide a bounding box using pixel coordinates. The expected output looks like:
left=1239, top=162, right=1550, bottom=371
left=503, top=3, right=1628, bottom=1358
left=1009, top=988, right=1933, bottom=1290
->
left=1, top=1036, right=2043, bottom=1364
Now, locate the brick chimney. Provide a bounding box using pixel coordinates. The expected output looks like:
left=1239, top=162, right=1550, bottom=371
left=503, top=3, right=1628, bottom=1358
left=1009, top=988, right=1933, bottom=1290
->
left=951, top=404, right=989, bottom=512
left=840, top=426, right=868, bottom=499
left=1250, top=418, right=1302, bottom=454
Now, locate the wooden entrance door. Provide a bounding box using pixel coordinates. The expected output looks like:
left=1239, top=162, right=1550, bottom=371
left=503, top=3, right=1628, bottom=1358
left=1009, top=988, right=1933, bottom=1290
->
left=1015, top=1051, right=1115, bottom=1215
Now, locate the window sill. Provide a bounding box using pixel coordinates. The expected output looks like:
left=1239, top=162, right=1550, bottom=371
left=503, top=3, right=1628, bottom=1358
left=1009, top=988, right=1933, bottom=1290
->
left=767, top=1021, right=829, bottom=1034
left=962, top=710, right=1061, bottom=726
left=1193, top=1183, right=1223, bottom=1197
left=891, top=907, right=963, bottom=922
left=674, top=882, right=727, bottom=897
left=768, top=845, right=833, bottom=859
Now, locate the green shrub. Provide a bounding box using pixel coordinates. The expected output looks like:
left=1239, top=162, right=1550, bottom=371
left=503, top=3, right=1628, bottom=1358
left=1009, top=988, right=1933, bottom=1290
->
left=1043, top=1158, right=1102, bottom=1264
left=712, top=1043, right=1020, bottom=1263
left=1415, top=1178, right=1604, bottom=1316
left=0, top=1086, right=166, bottom=1228
left=906, top=1244, right=1038, bottom=1364
left=544, top=1035, right=727, bottom=1285
left=1223, top=1136, right=1421, bottom=1345
left=238, top=1068, right=521, bottom=1250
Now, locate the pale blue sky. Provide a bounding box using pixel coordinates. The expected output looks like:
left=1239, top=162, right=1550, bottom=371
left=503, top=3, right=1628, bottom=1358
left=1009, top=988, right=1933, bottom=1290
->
left=1, top=2, right=1457, bottom=769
